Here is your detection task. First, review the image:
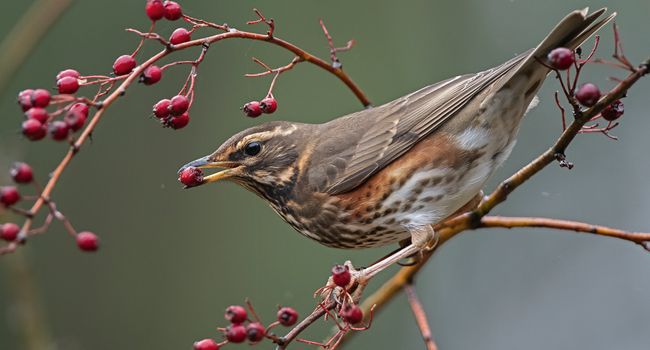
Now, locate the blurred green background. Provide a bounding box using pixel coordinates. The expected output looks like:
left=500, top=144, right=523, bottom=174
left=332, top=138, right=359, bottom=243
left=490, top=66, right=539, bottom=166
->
left=1, top=1, right=649, bottom=349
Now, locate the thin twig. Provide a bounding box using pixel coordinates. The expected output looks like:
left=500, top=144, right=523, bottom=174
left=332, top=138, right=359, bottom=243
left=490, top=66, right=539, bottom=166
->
left=404, top=283, right=438, bottom=350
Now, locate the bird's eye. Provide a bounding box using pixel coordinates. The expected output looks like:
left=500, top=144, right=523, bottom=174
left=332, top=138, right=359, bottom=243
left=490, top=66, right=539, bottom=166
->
left=243, top=141, right=262, bottom=156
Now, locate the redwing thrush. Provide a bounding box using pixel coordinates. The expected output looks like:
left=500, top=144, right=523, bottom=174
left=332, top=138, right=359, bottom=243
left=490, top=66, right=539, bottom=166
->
left=181, top=8, right=614, bottom=277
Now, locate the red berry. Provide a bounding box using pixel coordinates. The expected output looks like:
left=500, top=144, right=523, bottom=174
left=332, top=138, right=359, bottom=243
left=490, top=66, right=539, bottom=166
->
left=0, top=223, right=20, bottom=242
left=25, top=107, right=49, bottom=123
left=21, top=119, right=47, bottom=141
left=141, top=65, right=163, bottom=85
left=166, top=112, right=190, bottom=129
left=76, top=231, right=99, bottom=252
left=601, top=99, right=624, bottom=121
left=18, top=89, right=34, bottom=111
left=64, top=103, right=89, bottom=132
left=340, top=304, right=363, bottom=324
left=243, top=101, right=262, bottom=118
left=153, top=99, right=172, bottom=119
left=10, top=162, right=33, bottom=184
left=224, top=305, right=247, bottom=324
left=145, top=0, right=165, bottom=21
left=0, top=186, right=21, bottom=207
left=548, top=47, right=575, bottom=70
left=31, top=89, right=51, bottom=107
left=260, top=98, right=277, bottom=114
left=193, top=339, right=219, bottom=350
left=575, top=83, right=601, bottom=107
left=56, top=69, right=80, bottom=81
left=169, top=27, right=191, bottom=45
left=113, top=55, right=137, bottom=76
left=163, top=1, right=183, bottom=20
left=225, top=324, right=247, bottom=343
left=178, top=166, right=204, bottom=187
left=246, top=322, right=266, bottom=343
left=170, top=95, right=190, bottom=115
left=277, top=307, right=298, bottom=326
left=49, top=120, right=70, bottom=141
left=57, top=76, right=80, bottom=94
left=331, top=264, right=351, bottom=288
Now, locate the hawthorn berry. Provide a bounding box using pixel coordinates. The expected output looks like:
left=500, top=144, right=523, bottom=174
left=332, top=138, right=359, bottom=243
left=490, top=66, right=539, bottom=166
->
left=225, top=324, right=247, bottom=343
left=246, top=322, right=266, bottom=343
left=601, top=99, right=624, bottom=121
left=163, top=1, right=183, bottom=21
left=64, top=104, right=89, bottom=132
left=331, top=264, right=351, bottom=288
left=575, top=83, right=601, bottom=107
left=243, top=101, right=262, bottom=118
left=49, top=120, right=70, bottom=141
left=153, top=99, right=172, bottom=119
left=225, top=305, right=247, bottom=324
left=141, top=65, right=163, bottom=85
left=170, top=95, right=190, bottom=115
left=113, top=55, right=137, bottom=76
left=22, top=119, right=47, bottom=141
left=340, top=304, right=363, bottom=324
left=18, top=89, right=34, bottom=111
left=170, top=28, right=191, bottom=45
left=31, top=89, right=51, bottom=108
left=548, top=47, right=575, bottom=70
left=193, top=339, right=219, bottom=350
left=162, top=112, right=190, bottom=129
left=0, top=186, right=21, bottom=207
left=57, top=76, right=80, bottom=94
left=76, top=231, right=99, bottom=252
left=25, top=107, right=49, bottom=123
left=0, top=223, right=20, bottom=242
left=145, top=0, right=165, bottom=21
left=260, top=97, right=277, bottom=114
left=277, top=307, right=298, bottom=326
left=10, top=162, right=34, bottom=184
left=179, top=166, right=204, bottom=187
left=56, top=69, right=80, bottom=81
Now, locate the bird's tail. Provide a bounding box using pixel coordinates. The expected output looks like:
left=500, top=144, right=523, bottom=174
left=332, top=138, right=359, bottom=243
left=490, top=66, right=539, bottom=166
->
left=500, top=8, right=615, bottom=93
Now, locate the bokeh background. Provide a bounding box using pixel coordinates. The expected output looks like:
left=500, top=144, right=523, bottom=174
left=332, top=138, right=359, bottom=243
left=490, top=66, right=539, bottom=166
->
left=1, top=1, right=649, bottom=349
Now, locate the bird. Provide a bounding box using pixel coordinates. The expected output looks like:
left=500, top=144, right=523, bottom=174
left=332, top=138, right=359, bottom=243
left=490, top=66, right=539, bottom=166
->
left=181, top=8, right=614, bottom=278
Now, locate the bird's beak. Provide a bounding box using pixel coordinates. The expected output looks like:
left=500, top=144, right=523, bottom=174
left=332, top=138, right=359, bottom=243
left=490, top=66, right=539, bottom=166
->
left=179, top=156, right=240, bottom=184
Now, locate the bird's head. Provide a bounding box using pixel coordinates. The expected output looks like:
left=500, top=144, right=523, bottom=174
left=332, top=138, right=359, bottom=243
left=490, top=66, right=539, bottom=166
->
left=179, top=121, right=309, bottom=202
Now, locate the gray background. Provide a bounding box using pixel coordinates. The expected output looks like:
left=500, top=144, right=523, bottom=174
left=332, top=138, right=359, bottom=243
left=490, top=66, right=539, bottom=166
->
left=1, top=0, right=649, bottom=349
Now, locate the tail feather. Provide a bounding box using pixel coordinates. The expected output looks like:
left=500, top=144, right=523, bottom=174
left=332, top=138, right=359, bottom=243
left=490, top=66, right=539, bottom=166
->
left=498, top=8, right=615, bottom=93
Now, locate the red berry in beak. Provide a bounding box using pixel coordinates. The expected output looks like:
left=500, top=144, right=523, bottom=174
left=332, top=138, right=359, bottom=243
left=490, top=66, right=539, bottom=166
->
left=178, top=166, right=204, bottom=187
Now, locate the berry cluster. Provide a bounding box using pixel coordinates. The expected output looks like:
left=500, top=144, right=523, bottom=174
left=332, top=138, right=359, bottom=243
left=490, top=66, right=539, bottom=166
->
left=0, top=163, right=98, bottom=252
left=17, top=85, right=90, bottom=142
left=242, top=97, right=277, bottom=118
left=547, top=46, right=625, bottom=139
left=193, top=303, right=299, bottom=350
left=153, top=95, right=191, bottom=129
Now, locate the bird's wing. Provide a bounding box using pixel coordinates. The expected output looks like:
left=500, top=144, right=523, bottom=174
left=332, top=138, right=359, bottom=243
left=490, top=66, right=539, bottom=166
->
left=322, top=51, right=530, bottom=195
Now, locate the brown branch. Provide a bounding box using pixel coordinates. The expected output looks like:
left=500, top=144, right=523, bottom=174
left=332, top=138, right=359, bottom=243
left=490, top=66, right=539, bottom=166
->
left=404, top=283, right=438, bottom=350
left=480, top=216, right=650, bottom=251
left=274, top=301, right=335, bottom=349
